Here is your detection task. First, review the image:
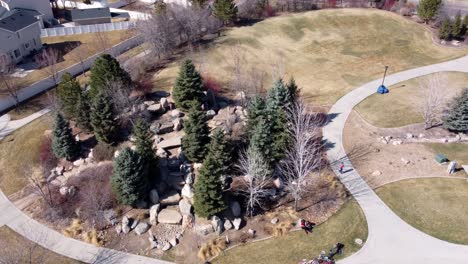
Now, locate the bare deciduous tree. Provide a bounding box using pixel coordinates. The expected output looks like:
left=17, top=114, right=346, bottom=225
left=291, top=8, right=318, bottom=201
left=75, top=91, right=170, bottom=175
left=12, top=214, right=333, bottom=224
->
left=279, top=100, right=323, bottom=211
left=24, top=165, right=55, bottom=208
left=68, top=44, right=89, bottom=76
left=135, top=12, right=177, bottom=60
left=418, top=73, right=446, bottom=129
left=94, top=30, right=111, bottom=55
left=36, top=48, right=60, bottom=85
left=237, top=147, right=272, bottom=217
left=0, top=60, right=21, bottom=108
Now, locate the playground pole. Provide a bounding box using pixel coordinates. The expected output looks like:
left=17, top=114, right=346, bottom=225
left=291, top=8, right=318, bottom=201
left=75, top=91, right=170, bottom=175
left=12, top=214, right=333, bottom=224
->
left=381, top=65, right=389, bottom=86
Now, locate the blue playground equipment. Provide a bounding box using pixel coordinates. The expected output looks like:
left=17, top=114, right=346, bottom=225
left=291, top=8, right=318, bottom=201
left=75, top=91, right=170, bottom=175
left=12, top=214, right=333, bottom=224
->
left=377, top=66, right=389, bottom=94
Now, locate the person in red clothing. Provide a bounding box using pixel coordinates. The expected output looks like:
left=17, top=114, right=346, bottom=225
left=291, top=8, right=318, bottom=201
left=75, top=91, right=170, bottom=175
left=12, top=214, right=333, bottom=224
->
left=300, top=219, right=316, bottom=235
left=339, top=162, right=345, bottom=174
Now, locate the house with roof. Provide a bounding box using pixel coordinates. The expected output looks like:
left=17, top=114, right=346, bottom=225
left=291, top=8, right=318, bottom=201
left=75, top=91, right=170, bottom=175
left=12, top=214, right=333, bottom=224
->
left=0, top=0, right=54, bottom=26
left=65, top=7, right=112, bottom=26
left=0, top=10, right=43, bottom=64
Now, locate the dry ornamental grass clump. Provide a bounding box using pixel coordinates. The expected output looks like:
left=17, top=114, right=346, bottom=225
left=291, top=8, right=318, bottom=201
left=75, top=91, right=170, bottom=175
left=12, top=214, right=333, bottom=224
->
left=198, top=238, right=227, bottom=261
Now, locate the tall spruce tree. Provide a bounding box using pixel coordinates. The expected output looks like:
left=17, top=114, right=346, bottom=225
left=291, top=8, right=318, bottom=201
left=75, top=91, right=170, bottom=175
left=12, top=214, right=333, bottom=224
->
left=182, top=100, right=210, bottom=162
left=52, top=113, right=79, bottom=161
left=90, top=90, right=117, bottom=144
left=439, top=18, right=452, bottom=40
left=267, top=78, right=292, bottom=110
left=286, top=77, right=300, bottom=103
left=266, top=79, right=290, bottom=163
left=213, top=0, right=238, bottom=25
left=75, top=92, right=91, bottom=132
left=250, top=117, right=275, bottom=165
left=443, top=88, right=468, bottom=133
left=193, top=141, right=227, bottom=218
left=417, top=0, right=442, bottom=23
left=246, top=96, right=266, bottom=138
left=111, top=147, right=149, bottom=206
left=208, top=128, right=231, bottom=176
left=89, top=54, right=131, bottom=98
left=452, top=12, right=463, bottom=38
left=56, top=73, right=81, bottom=119
left=172, top=60, right=205, bottom=111
left=133, top=119, right=158, bottom=181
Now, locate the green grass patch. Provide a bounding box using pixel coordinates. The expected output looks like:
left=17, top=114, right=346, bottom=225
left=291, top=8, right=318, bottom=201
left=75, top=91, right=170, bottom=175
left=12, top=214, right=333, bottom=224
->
left=355, top=72, right=468, bottom=128
left=377, top=178, right=468, bottom=244
left=425, top=143, right=468, bottom=165
left=0, top=115, right=52, bottom=195
left=213, top=200, right=367, bottom=264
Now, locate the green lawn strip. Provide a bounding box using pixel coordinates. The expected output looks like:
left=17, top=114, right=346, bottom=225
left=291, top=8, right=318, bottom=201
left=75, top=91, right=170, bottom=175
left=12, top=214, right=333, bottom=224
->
left=425, top=143, right=468, bottom=165
left=213, top=199, right=367, bottom=264
left=376, top=178, right=468, bottom=244
left=0, top=115, right=52, bottom=195
left=355, top=72, right=468, bottom=128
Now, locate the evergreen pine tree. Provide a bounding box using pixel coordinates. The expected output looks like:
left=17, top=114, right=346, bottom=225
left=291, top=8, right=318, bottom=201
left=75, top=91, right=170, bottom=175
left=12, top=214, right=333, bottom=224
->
left=439, top=18, right=452, bottom=40
left=56, top=73, right=81, bottom=119
left=213, top=0, right=238, bottom=25
left=443, top=88, right=468, bottom=133
left=246, top=96, right=266, bottom=138
left=452, top=12, right=463, bottom=38
left=463, top=15, right=468, bottom=35
left=270, top=108, right=289, bottom=162
left=417, top=0, right=443, bottom=23
left=111, top=147, right=149, bottom=206
left=52, top=113, right=79, bottom=161
left=208, top=128, right=231, bottom=176
left=286, top=77, right=300, bottom=103
left=266, top=78, right=291, bottom=110
left=250, top=116, right=275, bottom=165
left=193, top=151, right=227, bottom=218
left=172, top=60, right=205, bottom=111
left=89, top=54, right=131, bottom=98
left=90, top=90, right=117, bottom=144
left=182, top=100, right=210, bottom=162
left=133, top=119, right=158, bottom=180
left=75, top=92, right=91, bottom=132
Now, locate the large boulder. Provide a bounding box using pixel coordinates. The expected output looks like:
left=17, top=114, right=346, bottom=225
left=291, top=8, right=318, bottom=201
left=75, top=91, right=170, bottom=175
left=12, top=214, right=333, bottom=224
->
left=224, top=219, right=233, bottom=231
left=179, top=198, right=192, bottom=216
left=149, top=204, right=161, bottom=225
left=157, top=137, right=182, bottom=150
left=173, top=118, right=183, bottom=131
left=160, top=190, right=181, bottom=206
left=158, top=208, right=182, bottom=224
left=156, top=122, right=174, bottom=135
left=195, top=223, right=214, bottom=236
left=211, top=216, right=223, bottom=234
left=135, top=222, right=150, bottom=235
left=147, top=104, right=163, bottom=114
left=233, top=218, right=242, bottom=230
left=230, top=201, right=241, bottom=217
left=149, top=189, right=159, bottom=204
left=160, top=98, right=169, bottom=109
left=181, top=184, right=194, bottom=199
left=171, top=109, right=183, bottom=118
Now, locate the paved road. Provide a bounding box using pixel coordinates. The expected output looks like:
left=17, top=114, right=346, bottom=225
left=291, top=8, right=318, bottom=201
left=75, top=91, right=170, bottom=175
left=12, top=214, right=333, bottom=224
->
left=324, top=55, right=468, bottom=264
left=0, top=191, right=173, bottom=264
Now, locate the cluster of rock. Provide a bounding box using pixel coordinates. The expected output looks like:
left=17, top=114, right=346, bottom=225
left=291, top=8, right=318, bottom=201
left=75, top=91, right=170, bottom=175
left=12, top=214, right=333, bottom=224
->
left=208, top=106, right=247, bottom=136
left=194, top=201, right=243, bottom=236
left=378, top=133, right=468, bottom=145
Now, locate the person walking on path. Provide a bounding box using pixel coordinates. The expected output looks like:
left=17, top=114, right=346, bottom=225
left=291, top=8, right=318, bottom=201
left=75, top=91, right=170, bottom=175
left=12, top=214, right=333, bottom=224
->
left=339, top=162, right=345, bottom=174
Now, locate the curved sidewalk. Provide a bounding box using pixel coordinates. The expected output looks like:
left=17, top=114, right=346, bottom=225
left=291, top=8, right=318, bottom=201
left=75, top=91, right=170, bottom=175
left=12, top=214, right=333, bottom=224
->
left=324, top=55, right=468, bottom=264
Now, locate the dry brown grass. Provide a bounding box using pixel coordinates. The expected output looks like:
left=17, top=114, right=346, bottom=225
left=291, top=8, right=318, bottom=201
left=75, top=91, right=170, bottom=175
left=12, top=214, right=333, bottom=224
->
left=153, top=9, right=467, bottom=105
left=0, top=115, right=52, bottom=195
left=63, top=218, right=84, bottom=238
left=198, top=237, right=228, bottom=262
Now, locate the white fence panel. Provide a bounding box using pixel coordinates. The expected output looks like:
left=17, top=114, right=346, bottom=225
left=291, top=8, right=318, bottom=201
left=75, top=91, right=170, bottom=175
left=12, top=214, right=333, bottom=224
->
left=41, top=22, right=136, bottom=37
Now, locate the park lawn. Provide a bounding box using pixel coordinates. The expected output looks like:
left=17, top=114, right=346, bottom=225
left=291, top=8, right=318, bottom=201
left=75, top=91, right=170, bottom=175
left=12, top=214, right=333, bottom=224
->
left=355, top=72, right=468, bottom=128
left=0, top=30, right=133, bottom=98
left=0, top=115, right=52, bottom=195
left=0, top=226, right=82, bottom=264
left=377, top=178, right=468, bottom=244
left=153, top=9, right=467, bottom=105
left=425, top=143, right=468, bottom=165
left=213, top=200, right=367, bottom=264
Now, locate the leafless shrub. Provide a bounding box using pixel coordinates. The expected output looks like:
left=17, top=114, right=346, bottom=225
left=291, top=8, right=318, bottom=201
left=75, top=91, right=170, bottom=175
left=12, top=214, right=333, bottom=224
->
left=237, top=148, right=272, bottom=216
left=36, top=48, right=60, bottom=85
left=418, top=73, right=447, bottom=129
left=279, top=100, right=323, bottom=211
left=0, top=59, right=21, bottom=107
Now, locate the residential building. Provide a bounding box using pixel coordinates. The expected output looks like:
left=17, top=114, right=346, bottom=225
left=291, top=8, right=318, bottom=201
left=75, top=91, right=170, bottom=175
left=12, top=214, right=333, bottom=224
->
left=0, top=10, right=43, bottom=64
left=66, top=7, right=111, bottom=25
left=0, top=0, right=54, bottom=26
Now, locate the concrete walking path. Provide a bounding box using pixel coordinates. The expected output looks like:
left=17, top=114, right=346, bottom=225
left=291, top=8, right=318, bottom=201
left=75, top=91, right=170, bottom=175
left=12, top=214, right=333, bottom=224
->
left=0, top=109, right=51, bottom=141
left=324, top=55, right=468, bottom=264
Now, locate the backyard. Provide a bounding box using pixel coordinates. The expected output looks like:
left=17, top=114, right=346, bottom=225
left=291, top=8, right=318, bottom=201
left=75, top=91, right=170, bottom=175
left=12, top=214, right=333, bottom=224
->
left=153, top=9, right=467, bottom=105
left=377, top=178, right=468, bottom=245
left=213, top=200, right=367, bottom=264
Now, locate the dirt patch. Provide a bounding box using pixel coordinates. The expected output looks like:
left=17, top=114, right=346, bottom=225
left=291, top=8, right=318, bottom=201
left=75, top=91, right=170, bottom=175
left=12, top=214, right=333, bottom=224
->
left=343, top=111, right=467, bottom=188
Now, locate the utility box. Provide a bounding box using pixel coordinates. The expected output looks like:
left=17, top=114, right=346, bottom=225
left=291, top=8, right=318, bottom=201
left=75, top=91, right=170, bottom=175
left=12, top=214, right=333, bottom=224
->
left=434, top=153, right=449, bottom=164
